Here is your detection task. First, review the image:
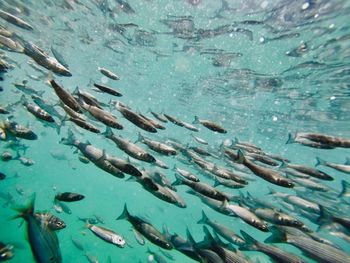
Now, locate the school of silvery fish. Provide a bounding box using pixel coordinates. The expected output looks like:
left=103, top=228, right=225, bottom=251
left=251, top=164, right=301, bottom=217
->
left=1, top=0, right=350, bottom=262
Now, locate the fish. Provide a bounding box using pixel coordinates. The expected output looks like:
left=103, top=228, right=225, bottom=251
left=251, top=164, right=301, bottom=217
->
left=136, top=133, right=177, bottom=155
left=0, top=10, right=33, bottom=30
left=240, top=230, right=306, bottom=263
left=338, top=180, right=350, bottom=198
left=236, top=150, right=294, bottom=188
left=197, top=210, right=245, bottom=246
left=149, top=110, right=168, bottom=123
left=1, top=151, right=12, bottom=161
left=115, top=0, right=135, bottom=14
left=74, top=88, right=104, bottom=109
left=21, top=95, right=55, bottom=123
left=13, top=81, right=45, bottom=96
left=50, top=47, right=69, bottom=69
left=265, top=226, right=350, bottom=263
left=280, top=161, right=333, bottom=181
left=286, top=133, right=335, bottom=149
left=54, top=199, right=72, bottom=215
left=55, top=192, right=85, bottom=202
left=317, top=206, right=350, bottom=232
left=0, top=242, right=14, bottom=261
left=163, top=114, right=184, bottom=127
left=297, top=132, right=350, bottom=148
left=115, top=102, right=157, bottom=133
left=103, top=127, right=156, bottom=163
left=14, top=152, right=35, bottom=166
left=213, top=177, right=246, bottom=189
left=132, top=228, right=145, bottom=245
left=0, top=120, right=37, bottom=140
left=0, top=34, right=24, bottom=53
left=252, top=207, right=304, bottom=228
left=193, top=116, right=226, bottom=133
left=60, top=130, right=125, bottom=178
left=93, top=83, right=122, bottom=97
left=315, top=157, right=350, bottom=174
left=0, top=106, right=9, bottom=114
left=223, top=200, right=269, bottom=232
left=172, top=173, right=234, bottom=201
left=64, top=116, right=101, bottom=134
left=71, top=236, right=84, bottom=251
left=191, top=134, right=208, bottom=145
left=139, top=114, right=166, bottom=130
left=13, top=196, right=62, bottom=263
left=79, top=100, right=123, bottom=129
left=31, top=95, right=64, bottom=120
left=34, top=212, right=66, bottom=231
left=117, top=204, right=173, bottom=249
left=98, top=67, right=120, bottom=80
left=86, top=223, right=125, bottom=248
left=49, top=79, right=81, bottom=113
left=147, top=247, right=168, bottom=263
left=173, top=165, right=199, bottom=182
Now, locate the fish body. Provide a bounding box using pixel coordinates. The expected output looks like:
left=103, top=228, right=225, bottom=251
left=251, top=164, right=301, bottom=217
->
left=35, top=212, right=66, bottom=231
left=137, top=133, right=177, bottom=155
left=67, top=117, right=101, bottom=133
left=0, top=10, right=33, bottom=30
left=98, top=67, right=119, bottom=80
left=150, top=111, right=168, bottom=123
left=316, top=157, right=350, bottom=174
left=87, top=223, right=125, bottom=247
left=117, top=204, right=172, bottom=249
left=0, top=120, right=37, bottom=140
left=49, top=80, right=81, bottom=112
left=193, top=116, right=227, bottom=133
left=104, top=127, right=155, bottom=163
left=55, top=192, right=84, bottom=202
left=93, top=83, right=122, bottom=97
left=283, top=162, right=333, bottom=181
left=14, top=197, right=62, bottom=263
left=21, top=96, right=55, bottom=123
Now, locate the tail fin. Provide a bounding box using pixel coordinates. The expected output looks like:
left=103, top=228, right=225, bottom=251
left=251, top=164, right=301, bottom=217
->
left=278, top=161, right=288, bottom=170
left=317, top=205, right=333, bottom=230
left=135, top=132, right=144, bottom=144
left=20, top=94, right=27, bottom=106
left=116, top=203, right=130, bottom=220
left=171, top=173, right=184, bottom=186
left=186, top=228, right=196, bottom=246
left=286, top=133, right=295, bottom=144
left=12, top=194, right=35, bottom=220
left=236, top=149, right=245, bottom=164
left=264, top=226, right=287, bottom=243
left=59, top=129, right=76, bottom=146
left=213, top=177, right=221, bottom=187
left=239, top=230, right=258, bottom=250
left=197, top=210, right=209, bottom=224
left=345, top=158, right=350, bottom=165
left=192, top=116, right=200, bottom=124
left=102, top=127, right=113, bottom=138
left=315, top=157, right=326, bottom=167
left=338, top=180, right=350, bottom=198
left=202, top=226, right=215, bottom=246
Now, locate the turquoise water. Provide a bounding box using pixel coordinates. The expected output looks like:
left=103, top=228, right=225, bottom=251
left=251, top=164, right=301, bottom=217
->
left=1, top=0, right=350, bottom=262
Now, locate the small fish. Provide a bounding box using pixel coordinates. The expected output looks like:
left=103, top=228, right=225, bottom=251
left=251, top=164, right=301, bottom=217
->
left=0, top=242, right=14, bottom=261
left=193, top=116, right=226, bottom=133
left=132, top=228, right=145, bottom=245
left=35, top=212, right=66, bottom=230
left=71, top=236, right=84, bottom=251
left=1, top=151, right=12, bottom=161
left=21, top=95, right=55, bottom=123
left=136, top=133, right=177, bottom=155
left=316, top=157, right=350, bottom=174
left=54, top=199, right=72, bottom=214
left=0, top=106, right=10, bottom=114
left=191, top=134, right=208, bottom=145
left=93, top=83, right=122, bottom=97
left=55, top=192, right=85, bottom=202
left=117, top=204, right=172, bottom=249
left=98, top=67, right=120, bottom=80
left=173, top=165, right=199, bottom=182
left=86, top=223, right=126, bottom=248
left=0, top=120, right=37, bottom=140
left=0, top=10, right=33, bottom=30
left=149, top=111, right=168, bottom=123
left=49, top=79, right=81, bottom=113
left=51, top=47, right=69, bottom=69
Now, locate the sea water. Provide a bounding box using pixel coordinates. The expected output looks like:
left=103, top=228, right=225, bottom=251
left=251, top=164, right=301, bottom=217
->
left=1, top=0, right=350, bottom=262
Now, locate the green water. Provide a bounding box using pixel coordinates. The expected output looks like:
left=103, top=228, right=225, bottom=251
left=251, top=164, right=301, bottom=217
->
left=1, top=0, right=350, bottom=262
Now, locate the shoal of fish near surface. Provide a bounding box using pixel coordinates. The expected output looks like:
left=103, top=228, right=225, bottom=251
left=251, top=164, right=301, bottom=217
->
left=0, top=0, right=350, bottom=263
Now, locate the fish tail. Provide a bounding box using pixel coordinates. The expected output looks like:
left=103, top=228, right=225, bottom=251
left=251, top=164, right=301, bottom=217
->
left=116, top=203, right=130, bottom=220
left=14, top=150, right=21, bottom=160
left=172, top=164, right=177, bottom=172
left=59, top=129, right=76, bottom=146
left=171, top=173, right=183, bottom=186
left=197, top=210, right=209, bottom=224
left=213, top=177, right=221, bottom=187
left=202, top=225, right=215, bottom=246
left=278, top=160, right=288, bottom=170
left=239, top=230, right=258, bottom=250
left=135, top=132, right=144, bottom=144
left=266, top=187, right=277, bottom=196
left=186, top=227, right=196, bottom=246
left=345, top=157, right=350, bottom=165
left=316, top=205, right=333, bottom=230
left=12, top=194, right=35, bottom=220
left=338, top=180, right=350, bottom=198
left=102, top=126, right=113, bottom=138
left=315, top=157, right=326, bottom=167
left=236, top=149, right=245, bottom=164
left=19, top=94, right=27, bottom=106
left=146, top=247, right=154, bottom=255
left=37, top=90, right=45, bottom=97
left=264, top=226, right=287, bottom=243
left=192, top=116, right=200, bottom=124
left=285, top=133, right=295, bottom=144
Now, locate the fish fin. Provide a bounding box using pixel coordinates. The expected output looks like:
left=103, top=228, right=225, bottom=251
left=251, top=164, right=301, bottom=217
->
left=264, top=226, right=286, bottom=243
left=338, top=180, right=350, bottom=198
left=14, top=151, right=21, bottom=160
left=239, top=230, right=257, bottom=250
left=171, top=173, right=183, bottom=186
left=278, top=161, right=288, bottom=170
left=125, top=176, right=137, bottom=182
left=12, top=194, right=35, bottom=220
left=135, top=132, right=144, bottom=144
left=202, top=226, right=215, bottom=247
left=266, top=187, right=277, bottom=195
left=72, top=86, right=80, bottom=95
left=59, top=129, right=76, bottom=146
left=315, top=157, right=326, bottom=167
left=172, top=164, right=177, bottom=171
left=186, top=228, right=196, bottom=246
left=316, top=205, right=333, bottom=231
left=213, top=177, right=221, bottom=187
left=116, top=203, right=130, bottom=220
left=185, top=189, right=197, bottom=196
left=197, top=210, right=209, bottom=224
left=146, top=246, right=154, bottom=254
left=102, top=126, right=113, bottom=137
left=192, top=116, right=200, bottom=124
left=236, top=149, right=245, bottom=164
left=285, top=133, right=296, bottom=144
